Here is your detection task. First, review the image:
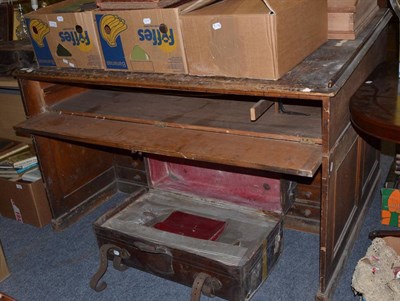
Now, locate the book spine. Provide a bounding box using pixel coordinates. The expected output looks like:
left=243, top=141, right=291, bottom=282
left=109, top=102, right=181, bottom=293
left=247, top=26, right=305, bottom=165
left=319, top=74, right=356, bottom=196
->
left=0, top=145, right=30, bottom=161
left=16, top=163, right=38, bottom=174
left=14, top=157, right=38, bottom=169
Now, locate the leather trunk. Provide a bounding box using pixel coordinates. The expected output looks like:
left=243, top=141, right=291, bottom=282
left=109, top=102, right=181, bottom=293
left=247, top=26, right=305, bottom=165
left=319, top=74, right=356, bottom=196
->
left=91, top=155, right=295, bottom=301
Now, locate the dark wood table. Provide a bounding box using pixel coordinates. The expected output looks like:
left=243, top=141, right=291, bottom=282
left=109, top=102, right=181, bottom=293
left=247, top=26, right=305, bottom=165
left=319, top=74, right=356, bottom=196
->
left=351, top=0, right=400, bottom=175
left=350, top=61, right=400, bottom=143
left=350, top=2, right=400, bottom=238
left=350, top=58, right=400, bottom=242
left=350, top=59, right=400, bottom=175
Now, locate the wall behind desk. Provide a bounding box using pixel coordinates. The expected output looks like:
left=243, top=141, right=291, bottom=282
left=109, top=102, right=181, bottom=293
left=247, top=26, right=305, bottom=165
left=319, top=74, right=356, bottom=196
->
left=0, top=87, right=32, bottom=144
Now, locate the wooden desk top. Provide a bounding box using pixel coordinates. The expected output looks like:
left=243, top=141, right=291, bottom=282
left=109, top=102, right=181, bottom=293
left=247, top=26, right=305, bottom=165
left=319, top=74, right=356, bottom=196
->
left=350, top=61, right=400, bottom=144
left=16, top=9, right=392, bottom=100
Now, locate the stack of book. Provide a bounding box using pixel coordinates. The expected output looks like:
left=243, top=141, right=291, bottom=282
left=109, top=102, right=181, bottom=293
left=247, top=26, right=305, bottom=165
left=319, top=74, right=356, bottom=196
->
left=0, top=138, right=41, bottom=182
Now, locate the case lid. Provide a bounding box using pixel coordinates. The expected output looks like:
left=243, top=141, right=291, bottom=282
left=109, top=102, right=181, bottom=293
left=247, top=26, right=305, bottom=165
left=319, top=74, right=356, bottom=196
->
left=147, top=155, right=283, bottom=213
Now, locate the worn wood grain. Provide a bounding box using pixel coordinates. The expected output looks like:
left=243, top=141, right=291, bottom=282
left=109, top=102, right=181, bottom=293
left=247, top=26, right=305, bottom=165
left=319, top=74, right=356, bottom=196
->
left=16, top=112, right=322, bottom=177
left=50, top=89, right=322, bottom=144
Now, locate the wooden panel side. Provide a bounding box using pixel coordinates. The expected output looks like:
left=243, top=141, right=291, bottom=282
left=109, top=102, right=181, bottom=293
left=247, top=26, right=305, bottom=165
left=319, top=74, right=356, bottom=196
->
left=318, top=24, right=389, bottom=300
left=33, top=136, right=116, bottom=219
left=330, top=126, right=359, bottom=259
left=318, top=131, right=380, bottom=300
left=319, top=126, right=360, bottom=296
left=359, top=136, right=380, bottom=198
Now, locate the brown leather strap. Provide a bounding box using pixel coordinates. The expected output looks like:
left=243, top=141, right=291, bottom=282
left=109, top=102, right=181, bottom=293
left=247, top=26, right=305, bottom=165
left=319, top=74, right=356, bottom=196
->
left=191, top=272, right=210, bottom=301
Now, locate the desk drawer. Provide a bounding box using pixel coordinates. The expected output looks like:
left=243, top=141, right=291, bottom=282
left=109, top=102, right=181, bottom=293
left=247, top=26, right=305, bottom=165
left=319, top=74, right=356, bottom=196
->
left=16, top=111, right=321, bottom=177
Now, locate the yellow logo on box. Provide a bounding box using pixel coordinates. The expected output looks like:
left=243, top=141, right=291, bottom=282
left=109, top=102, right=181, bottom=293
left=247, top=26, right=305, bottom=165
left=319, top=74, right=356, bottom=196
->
left=29, top=19, right=50, bottom=48
left=99, top=14, right=127, bottom=47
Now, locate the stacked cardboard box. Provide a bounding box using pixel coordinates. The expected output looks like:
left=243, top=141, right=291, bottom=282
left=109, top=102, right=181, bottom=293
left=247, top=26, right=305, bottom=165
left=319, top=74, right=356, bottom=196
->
left=26, top=0, right=328, bottom=80
left=96, top=0, right=183, bottom=9
left=180, top=0, right=327, bottom=80
left=93, top=0, right=202, bottom=74
left=95, top=0, right=327, bottom=79
left=25, top=0, right=104, bottom=69
left=0, top=138, right=51, bottom=228
left=328, top=0, right=379, bottom=40
left=0, top=177, right=51, bottom=228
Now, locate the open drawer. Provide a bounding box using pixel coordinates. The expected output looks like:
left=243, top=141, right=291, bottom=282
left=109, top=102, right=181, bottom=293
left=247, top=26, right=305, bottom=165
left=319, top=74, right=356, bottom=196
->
left=90, top=155, right=295, bottom=301
left=15, top=84, right=322, bottom=177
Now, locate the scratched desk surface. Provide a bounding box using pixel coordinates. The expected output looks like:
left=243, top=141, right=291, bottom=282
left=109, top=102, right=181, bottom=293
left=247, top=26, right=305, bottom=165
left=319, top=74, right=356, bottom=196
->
left=17, top=9, right=391, bottom=99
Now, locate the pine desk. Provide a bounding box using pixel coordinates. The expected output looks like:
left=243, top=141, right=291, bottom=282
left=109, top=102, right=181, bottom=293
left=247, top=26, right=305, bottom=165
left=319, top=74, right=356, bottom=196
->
left=15, top=9, right=393, bottom=300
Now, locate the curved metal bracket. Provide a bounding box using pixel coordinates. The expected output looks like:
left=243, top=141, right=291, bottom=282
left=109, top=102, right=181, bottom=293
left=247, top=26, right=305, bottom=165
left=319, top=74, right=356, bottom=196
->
left=89, top=244, right=130, bottom=292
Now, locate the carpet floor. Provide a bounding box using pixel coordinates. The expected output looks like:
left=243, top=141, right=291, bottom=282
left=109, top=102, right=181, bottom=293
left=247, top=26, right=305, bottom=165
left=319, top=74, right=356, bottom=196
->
left=0, top=154, right=396, bottom=301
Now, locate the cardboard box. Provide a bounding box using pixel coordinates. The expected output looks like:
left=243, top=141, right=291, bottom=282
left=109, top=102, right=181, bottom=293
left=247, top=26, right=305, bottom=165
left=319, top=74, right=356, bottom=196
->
left=96, top=0, right=183, bottom=10
left=0, top=240, right=10, bottom=283
left=180, top=0, right=327, bottom=80
left=328, top=0, right=379, bottom=40
left=93, top=0, right=215, bottom=74
left=381, top=162, right=400, bottom=227
left=0, top=178, right=51, bottom=228
left=381, top=188, right=400, bottom=226
left=25, top=0, right=104, bottom=69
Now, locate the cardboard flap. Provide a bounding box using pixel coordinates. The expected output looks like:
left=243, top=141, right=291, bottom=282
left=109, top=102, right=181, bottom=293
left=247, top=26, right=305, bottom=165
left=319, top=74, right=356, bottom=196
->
left=31, top=0, right=96, bottom=14
left=182, top=0, right=272, bottom=15
left=262, top=0, right=275, bottom=15
left=328, top=0, right=359, bottom=12
left=181, top=0, right=221, bottom=13
left=263, top=0, right=319, bottom=15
